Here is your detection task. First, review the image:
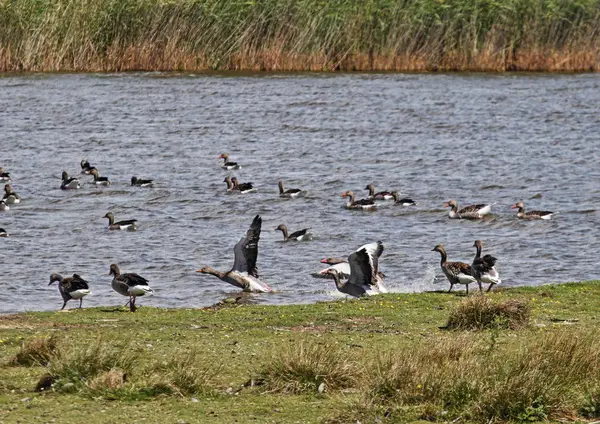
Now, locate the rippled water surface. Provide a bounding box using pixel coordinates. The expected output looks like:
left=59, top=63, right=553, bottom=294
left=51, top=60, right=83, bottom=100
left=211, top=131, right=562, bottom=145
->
left=1, top=72, right=599, bottom=314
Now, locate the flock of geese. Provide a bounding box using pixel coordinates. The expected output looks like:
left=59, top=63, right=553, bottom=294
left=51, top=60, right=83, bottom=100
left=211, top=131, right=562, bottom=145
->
left=0, top=153, right=556, bottom=311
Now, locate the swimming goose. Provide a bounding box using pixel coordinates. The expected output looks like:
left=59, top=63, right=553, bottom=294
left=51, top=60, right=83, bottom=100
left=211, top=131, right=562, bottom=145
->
left=0, top=200, right=8, bottom=212
left=278, top=181, right=303, bottom=198
left=511, top=200, right=554, bottom=220
left=365, top=184, right=393, bottom=200
left=109, top=264, right=154, bottom=312
left=3, top=185, right=21, bottom=204
left=0, top=168, right=11, bottom=183
left=472, top=240, right=502, bottom=292
left=313, top=257, right=351, bottom=279
left=196, top=215, right=272, bottom=293
left=0, top=228, right=8, bottom=237
left=104, top=212, right=137, bottom=230
left=341, top=191, right=376, bottom=210
left=89, top=169, right=111, bottom=186
left=444, top=200, right=492, bottom=219
left=275, top=224, right=312, bottom=241
left=432, top=244, right=478, bottom=294
left=80, top=159, right=97, bottom=175
left=49, top=273, right=92, bottom=310
left=391, top=191, right=417, bottom=206
left=60, top=171, right=81, bottom=190
left=231, top=177, right=257, bottom=193
left=131, top=176, right=154, bottom=187
left=324, top=241, right=387, bottom=297
left=218, top=153, right=241, bottom=170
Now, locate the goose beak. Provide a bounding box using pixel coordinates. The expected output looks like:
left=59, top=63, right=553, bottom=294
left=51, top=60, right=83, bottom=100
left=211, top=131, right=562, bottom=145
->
left=443, top=202, right=449, bottom=207
left=511, top=204, right=517, bottom=209
left=320, top=258, right=328, bottom=264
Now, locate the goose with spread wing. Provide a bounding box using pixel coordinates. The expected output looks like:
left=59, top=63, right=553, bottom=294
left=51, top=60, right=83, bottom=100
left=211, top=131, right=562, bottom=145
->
left=49, top=273, right=92, bottom=310
left=197, top=215, right=271, bottom=292
left=472, top=240, right=502, bottom=292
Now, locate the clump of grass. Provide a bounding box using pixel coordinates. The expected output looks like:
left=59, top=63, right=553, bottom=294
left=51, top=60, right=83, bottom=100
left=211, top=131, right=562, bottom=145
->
left=446, top=296, right=530, bottom=330
left=255, top=340, right=362, bottom=394
left=8, top=334, right=59, bottom=366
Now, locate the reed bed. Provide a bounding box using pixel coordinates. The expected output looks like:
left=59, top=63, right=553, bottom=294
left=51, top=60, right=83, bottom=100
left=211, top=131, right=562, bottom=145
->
left=1, top=0, right=599, bottom=72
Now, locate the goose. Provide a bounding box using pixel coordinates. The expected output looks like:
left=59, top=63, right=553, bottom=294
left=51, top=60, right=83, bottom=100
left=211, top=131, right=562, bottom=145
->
left=3, top=184, right=21, bottom=204
left=49, top=273, right=92, bottom=310
left=391, top=191, right=417, bottom=206
left=60, top=171, right=81, bottom=190
left=432, top=244, right=478, bottom=294
left=104, top=212, right=137, bottom=230
left=323, top=241, right=387, bottom=297
left=365, top=184, right=393, bottom=200
left=313, top=257, right=352, bottom=279
left=80, top=159, right=97, bottom=175
left=0, top=228, right=8, bottom=237
left=231, top=177, right=257, bottom=193
left=0, top=168, right=11, bottom=183
left=472, top=240, right=502, bottom=292
left=341, top=191, right=376, bottom=210
left=444, top=200, right=492, bottom=219
left=278, top=181, right=303, bottom=198
left=511, top=200, right=554, bottom=220
left=0, top=200, right=8, bottom=212
left=89, top=169, right=111, bottom=186
left=196, top=215, right=272, bottom=293
left=218, top=153, right=241, bottom=170
left=275, top=224, right=312, bottom=241
left=109, top=264, right=154, bottom=312
left=131, top=176, right=154, bottom=187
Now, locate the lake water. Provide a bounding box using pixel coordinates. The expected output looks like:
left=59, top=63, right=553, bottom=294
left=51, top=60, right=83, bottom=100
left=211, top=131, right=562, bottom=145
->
left=1, top=72, right=599, bottom=314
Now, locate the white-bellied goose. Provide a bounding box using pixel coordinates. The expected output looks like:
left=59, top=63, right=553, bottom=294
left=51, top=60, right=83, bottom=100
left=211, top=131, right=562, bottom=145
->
left=313, top=257, right=351, bottom=279
left=275, top=224, right=312, bottom=241
left=511, top=200, right=554, bottom=220
left=278, top=180, right=304, bottom=198
left=0, top=228, right=8, bottom=237
left=3, top=184, right=21, bottom=204
left=444, top=199, right=492, bottom=219
left=391, top=191, right=417, bottom=206
left=432, top=244, right=478, bottom=294
left=341, top=191, right=376, bottom=210
left=60, top=171, right=81, bottom=190
left=196, top=215, right=272, bottom=293
left=218, top=153, right=241, bottom=170
left=131, top=176, right=154, bottom=187
left=89, top=169, right=111, bottom=186
left=0, top=168, right=11, bottom=183
left=80, top=159, right=97, bottom=175
left=109, top=264, right=154, bottom=312
left=365, top=184, right=393, bottom=200
left=49, top=273, right=92, bottom=310
left=0, top=200, right=8, bottom=212
left=104, top=212, right=137, bottom=231
left=472, top=240, right=502, bottom=292
left=231, top=177, right=257, bottom=193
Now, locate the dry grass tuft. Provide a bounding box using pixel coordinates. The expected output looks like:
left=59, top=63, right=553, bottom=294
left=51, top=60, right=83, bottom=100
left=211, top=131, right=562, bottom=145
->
left=446, top=296, right=530, bottom=330
left=87, top=369, right=127, bottom=391
left=8, top=334, right=59, bottom=367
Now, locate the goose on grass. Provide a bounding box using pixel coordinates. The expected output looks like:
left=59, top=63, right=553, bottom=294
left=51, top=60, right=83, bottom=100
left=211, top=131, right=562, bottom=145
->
left=109, top=264, right=154, bottom=312
left=49, top=273, right=91, bottom=310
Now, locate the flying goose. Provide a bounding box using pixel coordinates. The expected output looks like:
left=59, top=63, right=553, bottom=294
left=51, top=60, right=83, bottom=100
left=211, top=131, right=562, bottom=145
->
left=275, top=224, right=312, bottom=241
left=109, top=264, right=154, bottom=312
left=444, top=200, right=492, bottom=219
left=432, top=244, right=478, bottom=294
left=104, top=212, right=137, bottom=230
left=511, top=200, right=554, bottom=220
left=131, top=176, right=154, bottom=187
left=391, top=191, right=417, bottom=206
left=49, top=273, right=92, bottom=310
left=472, top=240, right=502, bottom=292
left=196, top=215, right=271, bottom=292
left=341, top=191, right=376, bottom=210
left=278, top=181, right=304, bottom=198
left=89, top=169, right=111, bottom=186
left=60, top=171, right=81, bottom=190
left=365, top=184, right=393, bottom=200
left=3, top=184, right=21, bottom=204
left=218, top=153, right=241, bottom=170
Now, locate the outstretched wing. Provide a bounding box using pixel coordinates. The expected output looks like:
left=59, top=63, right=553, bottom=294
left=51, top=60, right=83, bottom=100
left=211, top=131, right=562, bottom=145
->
left=348, top=241, right=384, bottom=287
left=232, top=215, right=261, bottom=278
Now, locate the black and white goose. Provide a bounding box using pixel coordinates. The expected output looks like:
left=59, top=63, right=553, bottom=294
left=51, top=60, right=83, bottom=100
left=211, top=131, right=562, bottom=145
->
left=60, top=171, right=81, bottom=190
left=365, top=184, right=393, bottom=200
left=89, top=169, right=111, bottom=186
left=104, top=212, right=137, bottom=230
left=341, top=191, right=376, bottom=210
left=391, top=191, right=417, bottom=206
left=49, top=273, right=92, bottom=310
left=196, top=215, right=272, bottom=293
left=231, top=177, right=257, bottom=193
left=218, top=153, right=241, bottom=170
left=444, top=199, right=492, bottom=219
left=80, top=159, right=97, bottom=175
left=109, top=264, right=154, bottom=312
left=0, top=200, right=8, bottom=212
left=0, top=168, right=11, bottom=183
left=3, top=184, right=21, bottom=205
left=131, top=176, right=154, bottom=187
left=275, top=224, right=312, bottom=241
left=511, top=200, right=554, bottom=220
left=472, top=240, right=502, bottom=292
left=323, top=241, right=387, bottom=297
left=278, top=180, right=304, bottom=198
left=0, top=228, right=9, bottom=237
left=432, top=244, right=478, bottom=294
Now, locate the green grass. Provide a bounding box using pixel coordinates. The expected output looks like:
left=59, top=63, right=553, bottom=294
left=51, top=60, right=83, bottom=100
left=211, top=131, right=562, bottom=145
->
left=0, top=281, right=599, bottom=423
left=0, top=0, right=599, bottom=72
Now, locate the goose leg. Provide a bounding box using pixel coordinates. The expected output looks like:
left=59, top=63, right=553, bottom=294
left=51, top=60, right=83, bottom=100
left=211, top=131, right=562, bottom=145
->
left=465, top=284, right=469, bottom=295
left=477, top=281, right=483, bottom=293
left=129, top=296, right=137, bottom=312
left=487, top=283, right=495, bottom=293
left=448, top=283, right=454, bottom=293
left=79, top=298, right=83, bottom=308
left=60, top=301, right=67, bottom=311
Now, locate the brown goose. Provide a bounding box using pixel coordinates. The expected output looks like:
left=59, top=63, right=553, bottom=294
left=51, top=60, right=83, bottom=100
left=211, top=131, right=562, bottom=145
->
left=80, top=159, right=97, bottom=175
left=278, top=181, right=304, bottom=198
left=472, top=240, right=502, bottom=292
left=231, top=177, right=256, bottom=193
left=131, top=176, right=154, bottom=187
left=391, top=191, right=417, bottom=206
left=104, top=212, right=137, bottom=230
left=109, top=264, right=154, bottom=312
left=432, top=244, right=478, bottom=294
left=365, top=184, right=394, bottom=200
left=3, top=184, right=21, bottom=204
left=196, top=215, right=271, bottom=292
left=89, top=169, right=111, bottom=186
left=275, top=224, right=312, bottom=241
left=341, top=191, right=376, bottom=210
left=313, top=257, right=351, bottom=279
left=444, top=199, right=492, bottom=219
left=511, top=200, right=554, bottom=220
left=0, top=168, right=11, bottom=183
left=49, top=273, right=92, bottom=310
left=218, top=153, right=241, bottom=170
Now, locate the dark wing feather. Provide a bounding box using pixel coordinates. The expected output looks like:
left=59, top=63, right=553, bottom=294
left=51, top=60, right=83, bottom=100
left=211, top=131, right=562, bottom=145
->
left=69, top=274, right=90, bottom=290
left=355, top=198, right=376, bottom=206
left=447, top=261, right=473, bottom=276
left=238, top=182, right=254, bottom=191
left=348, top=242, right=383, bottom=288
left=288, top=229, right=308, bottom=239
left=284, top=188, right=302, bottom=194
left=232, top=215, right=261, bottom=277
left=528, top=210, right=553, bottom=217
left=224, top=161, right=238, bottom=167
left=114, top=219, right=138, bottom=226
left=459, top=204, right=486, bottom=214
left=122, top=273, right=149, bottom=287
left=482, top=254, right=497, bottom=268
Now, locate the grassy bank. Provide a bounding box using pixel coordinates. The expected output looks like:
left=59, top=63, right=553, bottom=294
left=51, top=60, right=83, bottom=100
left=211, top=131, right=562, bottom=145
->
left=1, top=0, right=599, bottom=73
left=1, top=281, right=599, bottom=423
